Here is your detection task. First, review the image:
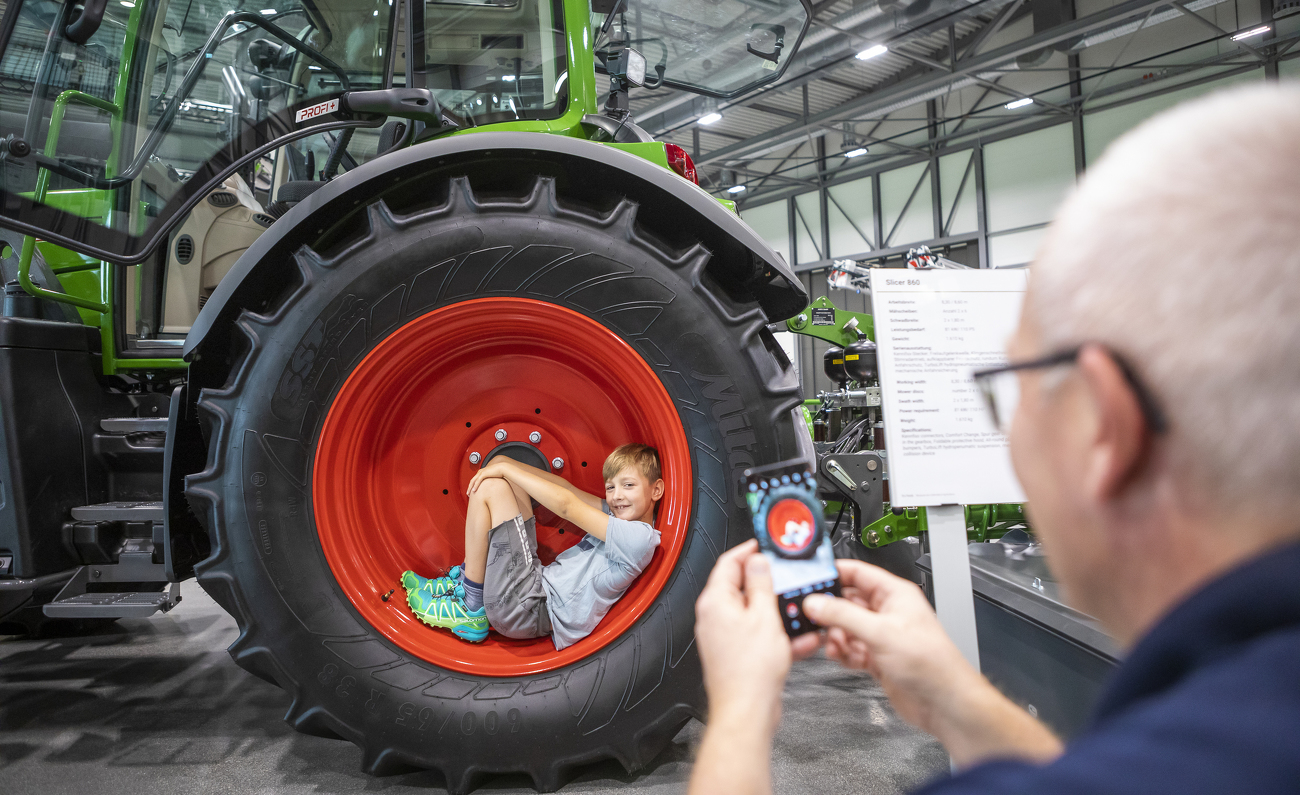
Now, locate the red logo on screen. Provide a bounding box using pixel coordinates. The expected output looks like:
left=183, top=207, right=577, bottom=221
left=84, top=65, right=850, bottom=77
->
left=767, top=498, right=815, bottom=555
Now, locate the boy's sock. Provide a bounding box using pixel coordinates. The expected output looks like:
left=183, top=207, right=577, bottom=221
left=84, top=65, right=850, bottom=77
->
left=461, top=575, right=484, bottom=613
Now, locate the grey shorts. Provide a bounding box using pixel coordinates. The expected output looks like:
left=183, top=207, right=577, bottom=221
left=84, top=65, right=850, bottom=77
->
left=484, top=515, right=553, bottom=639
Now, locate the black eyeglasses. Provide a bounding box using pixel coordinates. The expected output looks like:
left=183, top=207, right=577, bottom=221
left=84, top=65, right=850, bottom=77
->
left=971, top=346, right=1168, bottom=436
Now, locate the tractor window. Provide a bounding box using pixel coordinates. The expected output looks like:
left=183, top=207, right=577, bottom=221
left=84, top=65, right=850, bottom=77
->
left=417, top=0, right=567, bottom=126
left=0, top=0, right=396, bottom=262
left=591, top=0, right=810, bottom=99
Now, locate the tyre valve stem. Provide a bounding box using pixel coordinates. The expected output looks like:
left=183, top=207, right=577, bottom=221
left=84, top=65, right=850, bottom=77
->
left=381, top=588, right=395, bottom=602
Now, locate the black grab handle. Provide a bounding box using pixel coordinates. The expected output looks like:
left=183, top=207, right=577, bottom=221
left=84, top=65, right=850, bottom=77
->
left=65, top=0, right=109, bottom=45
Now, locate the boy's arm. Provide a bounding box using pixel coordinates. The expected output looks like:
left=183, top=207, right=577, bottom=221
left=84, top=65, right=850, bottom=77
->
left=469, top=460, right=612, bottom=540
left=524, top=464, right=604, bottom=511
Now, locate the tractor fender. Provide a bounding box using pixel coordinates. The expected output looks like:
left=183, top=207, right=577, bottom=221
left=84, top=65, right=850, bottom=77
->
left=182, top=131, right=806, bottom=365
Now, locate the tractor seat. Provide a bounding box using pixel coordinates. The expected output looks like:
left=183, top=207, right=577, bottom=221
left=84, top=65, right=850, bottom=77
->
left=275, top=180, right=325, bottom=205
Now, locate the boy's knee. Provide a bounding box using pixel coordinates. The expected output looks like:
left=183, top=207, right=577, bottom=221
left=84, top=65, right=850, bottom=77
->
left=474, top=478, right=511, bottom=502
left=475, top=478, right=520, bottom=523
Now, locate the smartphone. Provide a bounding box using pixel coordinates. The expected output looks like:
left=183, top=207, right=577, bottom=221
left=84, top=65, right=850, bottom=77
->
left=743, top=459, right=842, bottom=636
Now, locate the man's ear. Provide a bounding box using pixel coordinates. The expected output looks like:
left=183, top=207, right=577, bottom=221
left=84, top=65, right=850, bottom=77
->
left=1076, top=345, right=1151, bottom=503
left=651, top=478, right=665, bottom=501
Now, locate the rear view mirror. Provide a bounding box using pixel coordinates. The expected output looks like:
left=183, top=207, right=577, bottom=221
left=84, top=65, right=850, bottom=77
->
left=747, top=24, right=786, bottom=63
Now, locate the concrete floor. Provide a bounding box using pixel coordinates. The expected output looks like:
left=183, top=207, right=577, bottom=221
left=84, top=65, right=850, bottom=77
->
left=0, top=586, right=949, bottom=795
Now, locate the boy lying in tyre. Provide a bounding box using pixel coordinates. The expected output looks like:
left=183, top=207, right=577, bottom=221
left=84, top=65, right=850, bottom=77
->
left=400, top=444, right=665, bottom=648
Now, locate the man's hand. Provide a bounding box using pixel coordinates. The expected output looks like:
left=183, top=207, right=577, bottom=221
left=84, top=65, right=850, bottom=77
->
left=695, top=540, right=791, bottom=731
left=689, top=540, right=790, bottom=795
left=802, top=560, right=1064, bottom=768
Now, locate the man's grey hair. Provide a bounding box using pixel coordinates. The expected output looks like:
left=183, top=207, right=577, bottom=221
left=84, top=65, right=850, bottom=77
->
left=1028, top=84, right=1300, bottom=518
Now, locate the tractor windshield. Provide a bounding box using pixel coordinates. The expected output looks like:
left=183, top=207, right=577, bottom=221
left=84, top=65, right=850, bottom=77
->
left=591, top=0, right=810, bottom=99
left=412, top=0, right=568, bottom=127
left=0, top=0, right=395, bottom=262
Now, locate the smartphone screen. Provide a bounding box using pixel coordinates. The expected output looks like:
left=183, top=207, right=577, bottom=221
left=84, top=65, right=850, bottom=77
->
left=743, top=459, right=842, bottom=636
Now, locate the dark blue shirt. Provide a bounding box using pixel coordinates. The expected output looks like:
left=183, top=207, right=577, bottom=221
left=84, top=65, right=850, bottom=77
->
left=919, top=541, right=1300, bottom=794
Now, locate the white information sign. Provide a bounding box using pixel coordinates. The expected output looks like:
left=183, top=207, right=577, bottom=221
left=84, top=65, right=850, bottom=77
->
left=871, top=269, right=1029, bottom=507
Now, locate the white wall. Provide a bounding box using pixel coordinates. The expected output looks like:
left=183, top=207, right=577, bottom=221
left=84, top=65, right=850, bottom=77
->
left=827, top=175, right=875, bottom=257
left=879, top=161, right=934, bottom=248
left=740, top=201, right=791, bottom=266
left=793, top=191, right=823, bottom=265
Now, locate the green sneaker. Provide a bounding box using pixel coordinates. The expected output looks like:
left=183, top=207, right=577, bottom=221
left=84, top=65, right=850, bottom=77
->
left=400, top=565, right=462, bottom=597
left=407, top=586, right=489, bottom=643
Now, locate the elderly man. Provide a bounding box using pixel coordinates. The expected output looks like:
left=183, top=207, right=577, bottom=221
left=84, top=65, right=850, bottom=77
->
left=690, top=85, right=1300, bottom=795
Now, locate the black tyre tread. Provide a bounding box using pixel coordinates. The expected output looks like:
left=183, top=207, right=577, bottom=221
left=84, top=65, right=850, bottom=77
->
left=185, top=173, right=801, bottom=792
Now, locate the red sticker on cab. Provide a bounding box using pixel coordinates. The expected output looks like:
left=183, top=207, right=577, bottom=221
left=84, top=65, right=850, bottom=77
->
left=295, top=98, right=340, bottom=123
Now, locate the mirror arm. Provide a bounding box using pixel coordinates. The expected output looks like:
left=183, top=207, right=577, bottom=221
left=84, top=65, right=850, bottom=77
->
left=642, top=64, right=666, bottom=90
left=65, top=0, right=109, bottom=45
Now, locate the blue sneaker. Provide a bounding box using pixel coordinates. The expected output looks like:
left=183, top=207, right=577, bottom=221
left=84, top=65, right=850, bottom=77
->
left=407, top=585, right=489, bottom=643
left=401, top=565, right=462, bottom=597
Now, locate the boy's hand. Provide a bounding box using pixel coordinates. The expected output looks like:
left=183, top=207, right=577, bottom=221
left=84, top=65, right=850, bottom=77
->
left=467, top=460, right=512, bottom=495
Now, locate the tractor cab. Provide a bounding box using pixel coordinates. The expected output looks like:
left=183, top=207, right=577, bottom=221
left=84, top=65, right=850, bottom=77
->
left=0, top=0, right=809, bottom=364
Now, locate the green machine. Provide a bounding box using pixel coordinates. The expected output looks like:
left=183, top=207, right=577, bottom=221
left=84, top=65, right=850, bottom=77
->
left=0, top=0, right=818, bottom=789
left=786, top=289, right=1030, bottom=562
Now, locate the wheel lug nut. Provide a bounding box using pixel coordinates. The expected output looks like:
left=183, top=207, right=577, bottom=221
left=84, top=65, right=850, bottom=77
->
left=494, top=428, right=507, bottom=442
left=551, top=457, right=564, bottom=470
left=469, top=452, right=481, bottom=464
left=529, top=431, right=541, bottom=444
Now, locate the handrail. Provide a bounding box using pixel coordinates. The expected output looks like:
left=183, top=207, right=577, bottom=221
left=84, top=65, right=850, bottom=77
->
left=17, top=90, right=119, bottom=313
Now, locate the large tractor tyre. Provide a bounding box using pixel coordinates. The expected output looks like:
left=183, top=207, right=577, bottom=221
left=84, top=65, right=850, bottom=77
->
left=184, top=174, right=803, bottom=792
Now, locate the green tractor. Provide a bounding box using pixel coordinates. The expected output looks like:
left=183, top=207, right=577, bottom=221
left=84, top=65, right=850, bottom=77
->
left=0, top=0, right=814, bottom=788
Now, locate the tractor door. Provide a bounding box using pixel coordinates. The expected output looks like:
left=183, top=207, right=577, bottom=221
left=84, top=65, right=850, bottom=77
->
left=0, top=0, right=396, bottom=265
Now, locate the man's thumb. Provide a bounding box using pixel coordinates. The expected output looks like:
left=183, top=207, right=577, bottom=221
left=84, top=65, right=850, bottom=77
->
left=803, top=594, right=881, bottom=642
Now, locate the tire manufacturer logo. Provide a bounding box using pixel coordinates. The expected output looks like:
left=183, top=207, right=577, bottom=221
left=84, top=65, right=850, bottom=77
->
left=693, top=370, right=756, bottom=470
left=295, top=98, right=339, bottom=123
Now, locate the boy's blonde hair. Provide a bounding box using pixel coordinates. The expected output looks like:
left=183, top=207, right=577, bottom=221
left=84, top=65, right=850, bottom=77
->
left=603, top=443, right=662, bottom=484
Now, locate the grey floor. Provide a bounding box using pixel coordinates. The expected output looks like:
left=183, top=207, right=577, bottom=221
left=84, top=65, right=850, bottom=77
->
left=0, top=586, right=948, bottom=795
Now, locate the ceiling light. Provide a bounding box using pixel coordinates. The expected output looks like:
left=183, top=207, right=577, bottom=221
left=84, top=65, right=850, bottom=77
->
left=260, top=8, right=276, bottom=14
left=1231, top=24, right=1270, bottom=40
left=843, top=147, right=869, bottom=158
left=1004, top=97, right=1034, bottom=110
left=856, top=44, right=888, bottom=61
left=727, top=184, right=747, bottom=194
left=501, top=75, right=516, bottom=82
left=698, top=111, right=722, bottom=125
left=119, top=1, right=135, bottom=6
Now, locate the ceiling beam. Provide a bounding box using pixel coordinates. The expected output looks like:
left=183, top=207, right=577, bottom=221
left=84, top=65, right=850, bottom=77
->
left=694, top=0, right=1175, bottom=168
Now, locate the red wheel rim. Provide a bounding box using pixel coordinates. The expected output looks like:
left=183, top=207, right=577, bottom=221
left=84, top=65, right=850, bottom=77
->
left=313, top=297, right=692, bottom=677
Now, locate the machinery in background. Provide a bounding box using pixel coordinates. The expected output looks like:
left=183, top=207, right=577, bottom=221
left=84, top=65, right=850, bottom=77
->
left=786, top=293, right=1028, bottom=571
left=828, top=245, right=969, bottom=292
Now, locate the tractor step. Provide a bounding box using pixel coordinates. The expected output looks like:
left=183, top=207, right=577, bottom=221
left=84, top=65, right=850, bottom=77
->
left=41, top=555, right=178, bottom=619
left=100, top=417, right=168, bottom=434
left=42, top=585, right=181, bottom=619
left=70, top=501, right=164, bottom=522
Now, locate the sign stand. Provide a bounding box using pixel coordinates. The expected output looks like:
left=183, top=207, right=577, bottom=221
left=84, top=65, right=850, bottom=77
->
left=927, top=504, right=981, bottom=669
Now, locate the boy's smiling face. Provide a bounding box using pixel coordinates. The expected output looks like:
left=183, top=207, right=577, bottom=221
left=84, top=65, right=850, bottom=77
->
left=605, top=465, right=665, bottom=525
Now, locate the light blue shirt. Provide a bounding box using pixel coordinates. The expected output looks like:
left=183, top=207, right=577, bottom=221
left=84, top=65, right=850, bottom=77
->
left=540, top=502, right=660, bottom=650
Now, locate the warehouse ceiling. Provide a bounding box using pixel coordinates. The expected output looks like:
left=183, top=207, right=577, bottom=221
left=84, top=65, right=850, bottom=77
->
left=617, top=0, right=1300, bottom=205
